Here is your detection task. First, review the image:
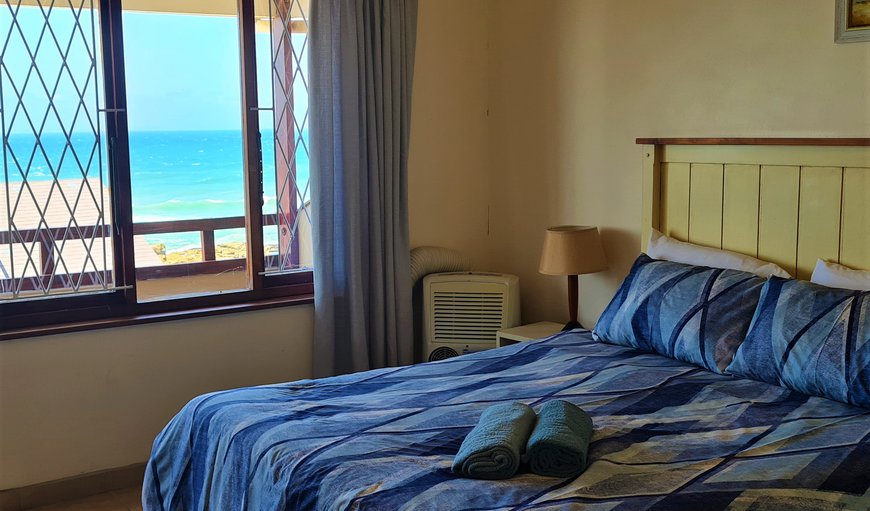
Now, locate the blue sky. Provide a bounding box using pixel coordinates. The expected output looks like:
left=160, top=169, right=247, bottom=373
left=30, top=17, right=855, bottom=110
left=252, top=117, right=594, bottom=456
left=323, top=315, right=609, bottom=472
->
left=2, top=7, right=279, bottom=134
left=123, top=12, right=251, bottom=132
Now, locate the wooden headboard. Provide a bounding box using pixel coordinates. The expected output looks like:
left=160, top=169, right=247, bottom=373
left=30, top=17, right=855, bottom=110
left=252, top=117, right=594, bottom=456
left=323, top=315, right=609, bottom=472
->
left=638, top=138, right=870, bottom=279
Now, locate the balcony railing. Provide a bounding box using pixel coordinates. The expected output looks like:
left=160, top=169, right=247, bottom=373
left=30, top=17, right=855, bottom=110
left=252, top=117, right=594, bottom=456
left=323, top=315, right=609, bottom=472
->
left=0, top=213, right=310, bottom=294
left=132, top=213, right=284, bottom=280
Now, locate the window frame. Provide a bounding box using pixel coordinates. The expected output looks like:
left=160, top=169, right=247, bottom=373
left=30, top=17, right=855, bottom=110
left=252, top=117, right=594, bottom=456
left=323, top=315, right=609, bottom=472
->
left=0, top=0, right=313, bottom=339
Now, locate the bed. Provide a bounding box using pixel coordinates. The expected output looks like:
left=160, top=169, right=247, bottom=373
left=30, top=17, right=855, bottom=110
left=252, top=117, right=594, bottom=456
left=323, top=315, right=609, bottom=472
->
left=144, top=139, right=870, bottom=510
left=144, top=330, right=870, bottom=510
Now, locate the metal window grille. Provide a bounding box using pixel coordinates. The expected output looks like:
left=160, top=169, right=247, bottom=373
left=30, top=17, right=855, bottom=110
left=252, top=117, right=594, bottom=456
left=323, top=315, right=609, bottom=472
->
left=1, top=0, right=113, bottom=300
left=264, top=0, right=310, bottom=274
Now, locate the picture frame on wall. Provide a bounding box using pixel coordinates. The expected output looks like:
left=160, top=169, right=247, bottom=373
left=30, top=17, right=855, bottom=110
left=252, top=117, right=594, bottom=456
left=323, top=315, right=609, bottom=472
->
left=836, top=0, right=870, bottom=43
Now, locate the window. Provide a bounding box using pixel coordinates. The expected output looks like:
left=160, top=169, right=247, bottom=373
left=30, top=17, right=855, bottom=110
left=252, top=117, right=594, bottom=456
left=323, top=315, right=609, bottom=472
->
left=0, top=0, right=312, bottom=334
left=256, top=0, right=312, bottom=275
left=1, top=0, right=113, bottom=301
left=122, top=6, right=250, bottom=301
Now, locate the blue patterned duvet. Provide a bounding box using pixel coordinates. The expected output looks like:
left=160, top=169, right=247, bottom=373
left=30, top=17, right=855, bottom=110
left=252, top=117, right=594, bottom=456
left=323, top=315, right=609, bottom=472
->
left=143, top=331, right=870, bottom=510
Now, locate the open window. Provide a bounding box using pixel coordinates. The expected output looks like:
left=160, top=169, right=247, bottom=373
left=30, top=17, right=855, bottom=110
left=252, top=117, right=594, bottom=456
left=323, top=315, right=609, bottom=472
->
left=1, top=0, right=114, bottom=301
left=0, top=0, right=312, bottom=335
left=256, top=0, right=312, bottom=275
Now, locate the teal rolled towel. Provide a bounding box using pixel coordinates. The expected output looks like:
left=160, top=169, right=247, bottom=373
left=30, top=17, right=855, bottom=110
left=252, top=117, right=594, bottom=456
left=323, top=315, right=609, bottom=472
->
left=526, top=400, right=594, bottom=479
left=452, top=402, right=536, bottom=480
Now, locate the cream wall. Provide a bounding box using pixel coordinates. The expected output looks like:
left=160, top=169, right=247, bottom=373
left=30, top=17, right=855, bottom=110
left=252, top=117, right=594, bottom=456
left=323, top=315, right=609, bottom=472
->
left=486, top=0, right=870, bottom=327
left=408, top=0, right=491, bottom=268
left=0, top=306, right=314, bottom=490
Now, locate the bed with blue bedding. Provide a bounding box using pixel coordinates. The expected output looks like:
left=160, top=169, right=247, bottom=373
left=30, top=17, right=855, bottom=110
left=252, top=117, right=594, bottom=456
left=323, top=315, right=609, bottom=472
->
left=143, top=330, right=870, bottom=510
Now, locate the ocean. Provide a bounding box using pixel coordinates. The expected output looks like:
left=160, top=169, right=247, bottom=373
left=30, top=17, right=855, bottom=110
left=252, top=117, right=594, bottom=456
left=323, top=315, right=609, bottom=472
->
left=4, top=130, right=309, bottom=253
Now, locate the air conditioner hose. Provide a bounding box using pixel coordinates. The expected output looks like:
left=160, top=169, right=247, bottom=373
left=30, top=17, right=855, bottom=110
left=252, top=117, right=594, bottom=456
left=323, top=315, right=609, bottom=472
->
left=410, top=246, right=471, bottom=284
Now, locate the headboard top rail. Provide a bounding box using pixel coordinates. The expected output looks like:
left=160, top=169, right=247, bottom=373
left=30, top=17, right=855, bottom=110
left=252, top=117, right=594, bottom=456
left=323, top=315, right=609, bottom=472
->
left=636, top=138, right=870, bottom=146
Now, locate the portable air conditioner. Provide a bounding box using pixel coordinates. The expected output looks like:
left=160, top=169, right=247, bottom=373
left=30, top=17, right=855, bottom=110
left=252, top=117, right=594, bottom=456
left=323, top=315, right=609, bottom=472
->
left=424, top=272, right=520, bottom=362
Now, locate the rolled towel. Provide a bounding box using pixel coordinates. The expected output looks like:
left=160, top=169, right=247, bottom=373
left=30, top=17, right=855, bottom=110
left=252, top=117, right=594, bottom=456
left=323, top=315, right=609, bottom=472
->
left=526, top=400, right=594, bottom=479
left=452, top=402, right=536, bottom=480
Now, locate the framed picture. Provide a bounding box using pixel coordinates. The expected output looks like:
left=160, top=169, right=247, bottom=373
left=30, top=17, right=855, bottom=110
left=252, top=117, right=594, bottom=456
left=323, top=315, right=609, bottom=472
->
left=836, top=0, right=870, bottom=43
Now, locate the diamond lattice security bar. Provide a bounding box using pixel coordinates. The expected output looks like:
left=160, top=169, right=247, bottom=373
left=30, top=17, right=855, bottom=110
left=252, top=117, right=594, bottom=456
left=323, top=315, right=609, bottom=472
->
left=262, top=0, right=311, bottom=274
left=1, top=0, right=114, bottom=300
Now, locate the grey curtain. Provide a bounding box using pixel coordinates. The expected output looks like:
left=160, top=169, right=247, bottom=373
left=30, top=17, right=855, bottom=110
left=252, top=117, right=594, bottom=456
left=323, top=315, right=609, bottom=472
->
left=309, top=0, right=418, bottom=377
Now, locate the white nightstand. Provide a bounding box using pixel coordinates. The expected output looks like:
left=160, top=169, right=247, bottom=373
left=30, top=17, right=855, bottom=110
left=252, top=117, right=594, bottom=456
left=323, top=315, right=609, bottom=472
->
left=496, top=321, right=564, bottom=347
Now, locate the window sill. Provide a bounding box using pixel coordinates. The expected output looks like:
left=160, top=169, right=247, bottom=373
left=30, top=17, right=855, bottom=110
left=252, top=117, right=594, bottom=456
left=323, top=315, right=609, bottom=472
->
left=0, top=293, right=313, bottom=342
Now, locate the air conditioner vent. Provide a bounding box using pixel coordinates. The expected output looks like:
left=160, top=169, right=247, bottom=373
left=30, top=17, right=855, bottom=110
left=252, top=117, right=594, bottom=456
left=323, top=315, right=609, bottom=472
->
left=432, top=290, right=505, bottom=342
left=423, top=273, right=520, bottom=361
left=428, top=346, right=459, bottom=361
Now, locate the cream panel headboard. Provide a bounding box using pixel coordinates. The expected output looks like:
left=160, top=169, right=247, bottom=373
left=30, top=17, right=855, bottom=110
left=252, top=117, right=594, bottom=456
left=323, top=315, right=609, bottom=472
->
left=639, top=139, right=870, bottom=279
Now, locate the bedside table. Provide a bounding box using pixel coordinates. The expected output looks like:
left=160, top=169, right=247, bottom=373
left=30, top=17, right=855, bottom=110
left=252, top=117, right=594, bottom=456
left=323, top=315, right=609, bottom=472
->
left=496, top=321, right=564, bottom=347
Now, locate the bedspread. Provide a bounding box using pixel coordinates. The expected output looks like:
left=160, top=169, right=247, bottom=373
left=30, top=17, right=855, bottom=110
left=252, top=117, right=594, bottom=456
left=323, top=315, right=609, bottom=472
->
left=143, top=331, right=870, bottom=510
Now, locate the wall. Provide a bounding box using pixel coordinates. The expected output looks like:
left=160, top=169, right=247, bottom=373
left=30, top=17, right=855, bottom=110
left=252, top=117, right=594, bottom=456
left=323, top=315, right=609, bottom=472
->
left=486, top=0, right=870, bottom=327
left=408, top=0, right=491, bottom=268
left=0, top=306, right=314, bottom=490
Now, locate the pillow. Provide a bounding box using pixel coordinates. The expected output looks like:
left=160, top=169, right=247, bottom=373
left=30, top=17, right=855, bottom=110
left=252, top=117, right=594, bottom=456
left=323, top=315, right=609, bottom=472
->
left=593, top=254, right=766, bottom=373
left=811, top=259, right=870, bottom=291
left=726, top=278, right=870, bottom=408
left=648, top=229, right=791, bottom=279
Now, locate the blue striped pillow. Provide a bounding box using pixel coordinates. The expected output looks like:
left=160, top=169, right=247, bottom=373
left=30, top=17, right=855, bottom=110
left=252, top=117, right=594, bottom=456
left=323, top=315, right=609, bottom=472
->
left=593, top=254, right=765, bottom=373
left=726, top=278, right=870, bottom=408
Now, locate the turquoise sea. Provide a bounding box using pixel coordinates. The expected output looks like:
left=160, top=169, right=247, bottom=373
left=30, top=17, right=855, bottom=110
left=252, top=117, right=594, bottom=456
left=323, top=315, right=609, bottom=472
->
left=5, top=130, right=309, bottom=253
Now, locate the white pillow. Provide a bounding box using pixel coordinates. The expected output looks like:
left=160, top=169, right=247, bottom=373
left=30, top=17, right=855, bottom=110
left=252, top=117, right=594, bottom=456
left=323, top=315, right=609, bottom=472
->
left=647, top=229, right=791, bottom=279
left=811, top=259, right=870, bottom=291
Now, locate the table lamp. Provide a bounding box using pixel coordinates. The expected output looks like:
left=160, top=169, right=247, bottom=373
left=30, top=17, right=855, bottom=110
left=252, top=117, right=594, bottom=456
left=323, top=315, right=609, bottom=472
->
left=539, top=225, right=608, bottom=331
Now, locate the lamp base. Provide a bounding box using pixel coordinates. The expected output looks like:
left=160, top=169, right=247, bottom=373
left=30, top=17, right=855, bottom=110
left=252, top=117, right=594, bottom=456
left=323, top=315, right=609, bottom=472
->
left=561, top=320, right=584, bottom=332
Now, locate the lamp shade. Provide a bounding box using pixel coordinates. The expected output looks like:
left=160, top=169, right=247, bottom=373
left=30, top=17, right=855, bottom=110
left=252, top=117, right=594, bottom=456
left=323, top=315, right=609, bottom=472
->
left=539, top=225, right=608, bottom=276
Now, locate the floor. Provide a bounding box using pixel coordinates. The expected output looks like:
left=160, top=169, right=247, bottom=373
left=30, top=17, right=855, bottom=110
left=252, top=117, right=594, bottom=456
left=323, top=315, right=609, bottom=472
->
left=30, top=487, right=141, bottom=511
